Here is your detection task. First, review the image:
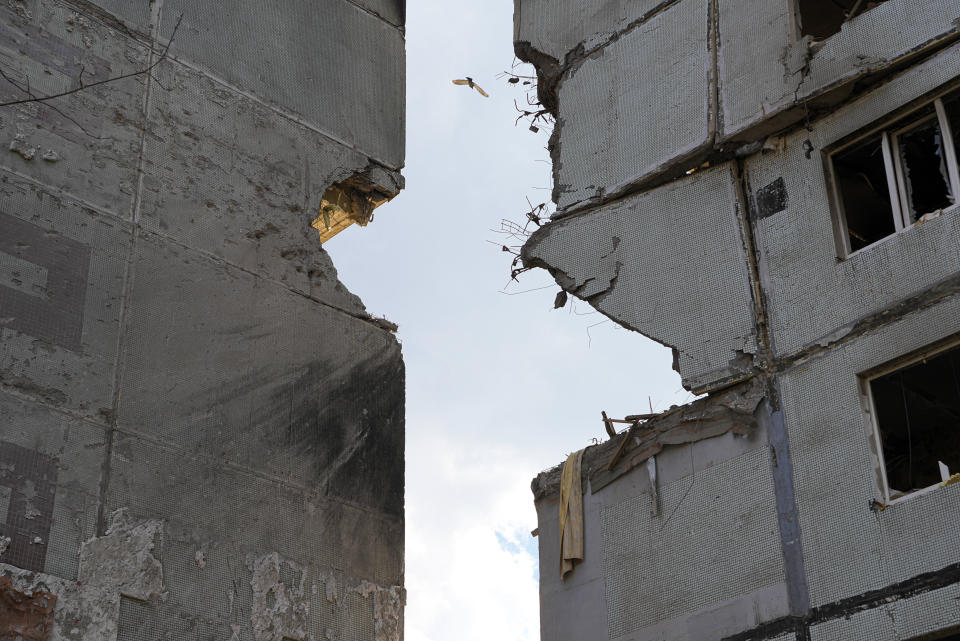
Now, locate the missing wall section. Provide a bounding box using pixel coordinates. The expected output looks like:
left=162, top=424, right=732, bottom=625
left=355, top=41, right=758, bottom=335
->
left=796, top=0, right=890, bottom=40
left=867, top=342, right=960, bottom=499
left=311, top=176, right=394, bottom=243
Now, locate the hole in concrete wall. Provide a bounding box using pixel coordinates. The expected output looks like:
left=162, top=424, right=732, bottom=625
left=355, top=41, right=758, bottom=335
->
left=796, top=0, right=889, bottom=39
left=311, top=177, right=392, bottom=243
left=869, top=342, right=960, bottom=497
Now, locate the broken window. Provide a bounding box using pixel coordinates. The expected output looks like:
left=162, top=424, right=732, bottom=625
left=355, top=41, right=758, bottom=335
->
left=796, top=0, right=890, bottom=40
left=830, top=88, right=960, bottom=256
left=868, top=342, right=960, bottom=499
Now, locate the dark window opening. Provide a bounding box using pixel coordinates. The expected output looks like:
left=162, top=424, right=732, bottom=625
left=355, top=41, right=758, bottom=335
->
left=833, top=134, right=895, bottom=252
left=797, top=0, right=890, bottom=39
left=893, top=106, right=954, bottom=222
left=870, top=344, right=960, bottom=496
left=943, top=91, right=960, bottom=169
left=830, top=86, right=960, bottom=257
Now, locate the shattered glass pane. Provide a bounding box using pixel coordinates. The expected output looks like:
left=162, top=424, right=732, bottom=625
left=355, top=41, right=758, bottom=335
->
left=832, top=134, right=895, bottom=252
left=896, top=112, right=954, bottom=222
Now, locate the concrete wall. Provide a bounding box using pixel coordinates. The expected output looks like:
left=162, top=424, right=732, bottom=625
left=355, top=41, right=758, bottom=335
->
left=518, top=0, right=960, bottom=639
left=0, top=1, right=405, bottom=639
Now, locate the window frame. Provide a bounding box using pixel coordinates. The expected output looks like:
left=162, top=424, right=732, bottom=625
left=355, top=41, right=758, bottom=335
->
left=859, top=335, right=960, bottom=505
left=827, top=88, right=960, bottom=259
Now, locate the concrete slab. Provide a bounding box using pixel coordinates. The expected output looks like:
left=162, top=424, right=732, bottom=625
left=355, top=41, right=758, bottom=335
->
left=719, top=0, right=960, bottom=141
left=552, top=0, right=712, bottom=209
left=514, top=0, right=665, bottom=63
left=779, top=295, right=960, bottom=607
left=524, top=164, right=756, bottom=392
left=0, top=171, right=130, bottom=420
left=599, top=447, right=784, bottom=638
left=352, top=0, right=404, bottom=27
left=157, top=0, right=405, bottom=168
left=106, top=432, right=403, bottom=587
left=0, top=0, right=148, bottom=218
left=140, top=57, right=372, bottom=312
left=747, top=42, right=960, bottom=358
left=116, top=231, right=403, bottom=516
left=810, top=604, right=895, bottom=641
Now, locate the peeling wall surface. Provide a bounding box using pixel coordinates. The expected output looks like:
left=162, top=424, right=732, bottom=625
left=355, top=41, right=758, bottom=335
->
left=517, top=0, right=960, bottom=639
left=0, top=0, right=405, bottom=639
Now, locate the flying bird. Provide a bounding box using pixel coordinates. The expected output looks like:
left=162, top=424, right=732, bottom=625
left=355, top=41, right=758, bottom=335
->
left=452, top=77, right=489, bottom=97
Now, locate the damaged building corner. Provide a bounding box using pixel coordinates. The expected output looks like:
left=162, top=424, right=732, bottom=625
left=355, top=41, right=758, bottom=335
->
left=312, top=166, right=403, bottom=243
left=0, top=0, right=406, bottom=639
left=516, top=0, right=960, bottom=639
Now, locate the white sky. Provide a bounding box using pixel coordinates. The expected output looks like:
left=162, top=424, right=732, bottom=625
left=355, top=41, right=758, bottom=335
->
left=325, top=2, right=694, bottom=639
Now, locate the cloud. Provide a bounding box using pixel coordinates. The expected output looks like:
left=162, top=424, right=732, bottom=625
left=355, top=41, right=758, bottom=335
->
left=404, top=427, right=541, bottom=641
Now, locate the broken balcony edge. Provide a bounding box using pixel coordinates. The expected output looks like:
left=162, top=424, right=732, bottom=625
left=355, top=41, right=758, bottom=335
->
left=313, top=163, right=404, bottom=243
left=530, top=376, right=766, bottom=501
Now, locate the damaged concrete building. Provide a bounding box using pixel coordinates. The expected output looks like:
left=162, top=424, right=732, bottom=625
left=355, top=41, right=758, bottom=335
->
left=0, top=0, right=405, bottom=639
left=516, top=0, right=960, bottom=639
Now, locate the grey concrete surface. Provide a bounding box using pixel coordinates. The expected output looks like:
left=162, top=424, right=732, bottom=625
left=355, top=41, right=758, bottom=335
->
left=0, top=0, right=406, bottom=638
left=524, top=164, right=756, bottom=392
left=748, top=42, right=960, bottom=359
left=719, top=0, right=960, bottom=142
left=158, top=0, right=405, bottom=169
left=0, top=0, right=148, bottom=217
left=779, top=295, right=960, bottom=608
left=550, top=0, right=712, bottom=210
left=0, top=171, right=131, bottom=420
left=520, top=0, right=960, bottom=638
left=513, top=0, right=666, bottom=64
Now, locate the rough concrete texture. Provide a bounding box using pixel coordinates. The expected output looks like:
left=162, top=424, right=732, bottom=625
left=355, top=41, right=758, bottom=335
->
left=78, top=509, right=164, bottom=601
left=0, top=0, right=406, bottom=638
left=532, top=377, right=766, bottom=500
left=719, top=0, right=960, bottom=142
left=547, top=0, right=712, bottom=210
left=747, top=41, right=960, bottom=359
left=519, top=0, right=960, bottom=638
left=533, top=398, right=787, bottom=641
left=516, top=0, right=960, bottom=212
left=0, top=562, right=119, bottom=640
left=249, top=552, right=310, bottom=641
left=523, top=164, right=757, bottom=393
left=778, top=297, right=960, bottom=609
left=514, top=0, right=668, bottom=74
left=156, top=0, right=405, bottom=169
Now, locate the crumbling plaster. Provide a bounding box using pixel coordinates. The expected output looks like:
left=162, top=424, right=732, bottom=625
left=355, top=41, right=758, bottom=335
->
left=0, top=0, right=407, bottom=639
left=1, top=509, right=405, bottom=641
left=522, top=164, right=757, bottom=393
left=515, top=0, right=960, bottom=216
left=519, top=0, right=960, bottom=639
left=517, top=0, right=960, bottom=393
left=747, top=41, right=960, bottom=360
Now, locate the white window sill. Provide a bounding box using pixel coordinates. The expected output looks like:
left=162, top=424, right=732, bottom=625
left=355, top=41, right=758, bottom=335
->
left=844, top=202, right=960, bottom=260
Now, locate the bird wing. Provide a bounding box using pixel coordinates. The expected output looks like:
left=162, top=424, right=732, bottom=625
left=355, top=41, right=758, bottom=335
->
left=452, top=79, right=469, bottom=86
left=473, top=84, right=489, bottom=97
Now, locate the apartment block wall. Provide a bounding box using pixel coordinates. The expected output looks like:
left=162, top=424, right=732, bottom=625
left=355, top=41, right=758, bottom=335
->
left=0, top=1, right=405, bottom=639
left=518, top=0, right=960, bottom=639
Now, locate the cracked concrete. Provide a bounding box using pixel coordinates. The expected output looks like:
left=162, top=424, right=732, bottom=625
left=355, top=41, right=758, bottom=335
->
left=517, top=1, right=960, bottom=640
left=522, top=163, right=757, bottom=393
left=0, top=0, right=406, bottom=638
